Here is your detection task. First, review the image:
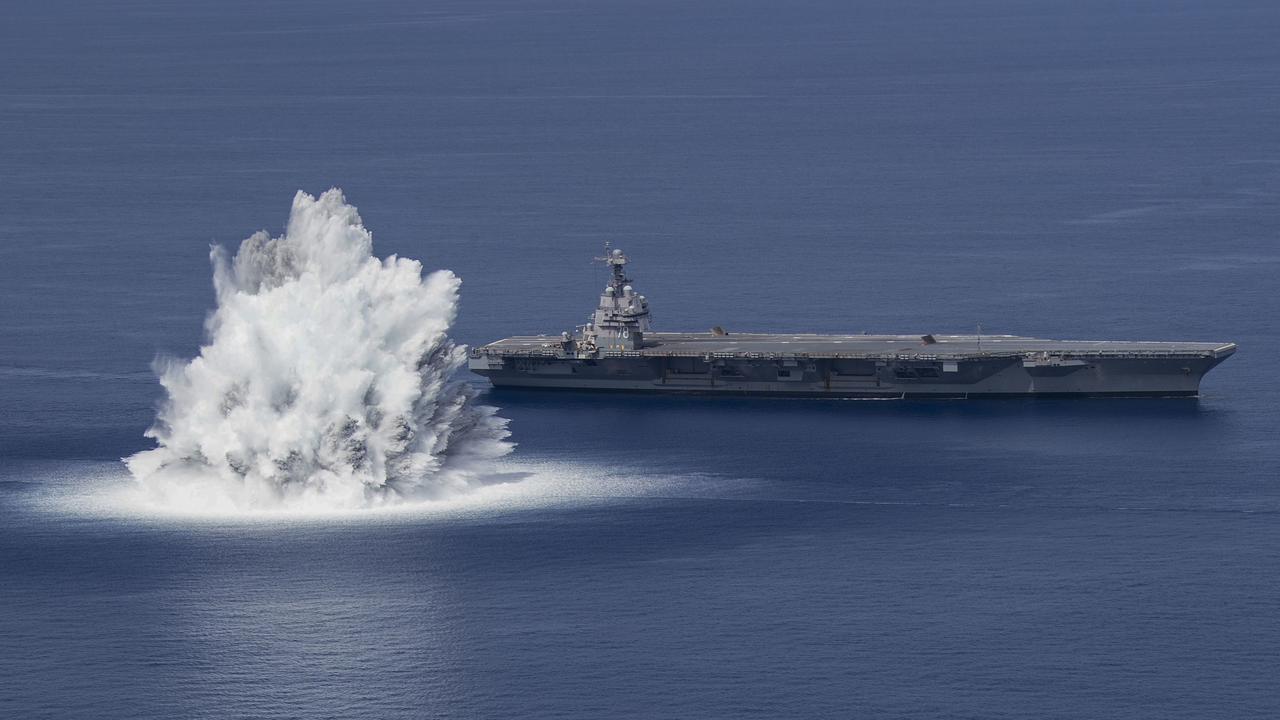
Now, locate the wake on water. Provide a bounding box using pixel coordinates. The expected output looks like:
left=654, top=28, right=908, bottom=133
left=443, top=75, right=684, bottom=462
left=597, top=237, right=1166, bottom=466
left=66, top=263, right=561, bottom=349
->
left=126, top=189, right=513, bottom=511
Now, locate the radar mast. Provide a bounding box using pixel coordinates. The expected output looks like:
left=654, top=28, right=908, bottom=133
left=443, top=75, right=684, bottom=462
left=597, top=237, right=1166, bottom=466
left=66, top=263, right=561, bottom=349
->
left=576, top=243, right=651, bottom=356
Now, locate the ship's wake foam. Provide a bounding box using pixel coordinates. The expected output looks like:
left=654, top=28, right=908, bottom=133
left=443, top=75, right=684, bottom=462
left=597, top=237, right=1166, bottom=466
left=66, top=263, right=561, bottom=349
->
left=126, top=189, right=512, bottom=512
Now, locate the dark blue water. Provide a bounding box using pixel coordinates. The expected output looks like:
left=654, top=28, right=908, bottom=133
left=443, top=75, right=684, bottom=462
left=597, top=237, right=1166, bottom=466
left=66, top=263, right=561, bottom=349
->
left=3, top=1, right=1279, bottom=717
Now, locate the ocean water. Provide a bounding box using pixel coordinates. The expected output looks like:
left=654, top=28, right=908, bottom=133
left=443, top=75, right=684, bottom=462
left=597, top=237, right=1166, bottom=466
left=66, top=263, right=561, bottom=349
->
left=3, top=0, right=1280, bottom=717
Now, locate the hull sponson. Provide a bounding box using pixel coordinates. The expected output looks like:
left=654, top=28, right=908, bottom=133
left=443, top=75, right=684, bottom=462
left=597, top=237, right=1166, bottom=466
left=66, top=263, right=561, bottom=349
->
left=470, top=333, right=1236, bottom=398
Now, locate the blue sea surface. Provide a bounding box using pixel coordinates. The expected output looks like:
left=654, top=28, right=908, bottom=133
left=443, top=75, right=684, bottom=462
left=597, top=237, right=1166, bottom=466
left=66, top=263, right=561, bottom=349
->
left=3, top=1, right=1280, bottom=717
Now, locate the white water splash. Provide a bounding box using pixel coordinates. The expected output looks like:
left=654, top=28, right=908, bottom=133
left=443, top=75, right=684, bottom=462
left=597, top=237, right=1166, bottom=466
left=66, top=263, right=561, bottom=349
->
left=126, top=189, right=512, bottom=511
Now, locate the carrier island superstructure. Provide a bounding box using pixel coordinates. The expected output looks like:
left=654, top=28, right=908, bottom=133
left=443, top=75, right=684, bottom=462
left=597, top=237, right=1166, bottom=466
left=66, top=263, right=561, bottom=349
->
left=469, top=248, right=1235, bottom=398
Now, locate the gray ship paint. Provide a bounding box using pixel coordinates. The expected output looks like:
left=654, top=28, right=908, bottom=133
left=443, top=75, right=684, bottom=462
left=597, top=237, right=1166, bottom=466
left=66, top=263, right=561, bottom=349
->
left=471, top=248, right=1235, bottom=398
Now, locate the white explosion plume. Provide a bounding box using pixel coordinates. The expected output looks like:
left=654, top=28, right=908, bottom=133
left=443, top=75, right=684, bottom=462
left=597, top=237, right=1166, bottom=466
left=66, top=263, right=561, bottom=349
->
left=125, top=189, right=512, bottom=510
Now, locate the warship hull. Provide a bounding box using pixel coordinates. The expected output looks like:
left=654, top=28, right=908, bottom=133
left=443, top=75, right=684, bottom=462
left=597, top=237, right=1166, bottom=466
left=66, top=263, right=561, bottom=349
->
left=470, top=247, right=1235, bottom=399
left=470, top=333, right=1236, bottom=398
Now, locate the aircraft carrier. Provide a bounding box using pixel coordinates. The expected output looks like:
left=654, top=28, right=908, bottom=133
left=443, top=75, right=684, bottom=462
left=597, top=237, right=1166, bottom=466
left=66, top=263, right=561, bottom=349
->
left=469, top=247, right=1236, bottom=398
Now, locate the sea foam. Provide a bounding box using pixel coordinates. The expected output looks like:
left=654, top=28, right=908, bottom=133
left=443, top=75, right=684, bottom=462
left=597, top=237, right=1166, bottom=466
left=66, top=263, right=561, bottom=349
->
left=126, top=190, right=512, bottom=511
